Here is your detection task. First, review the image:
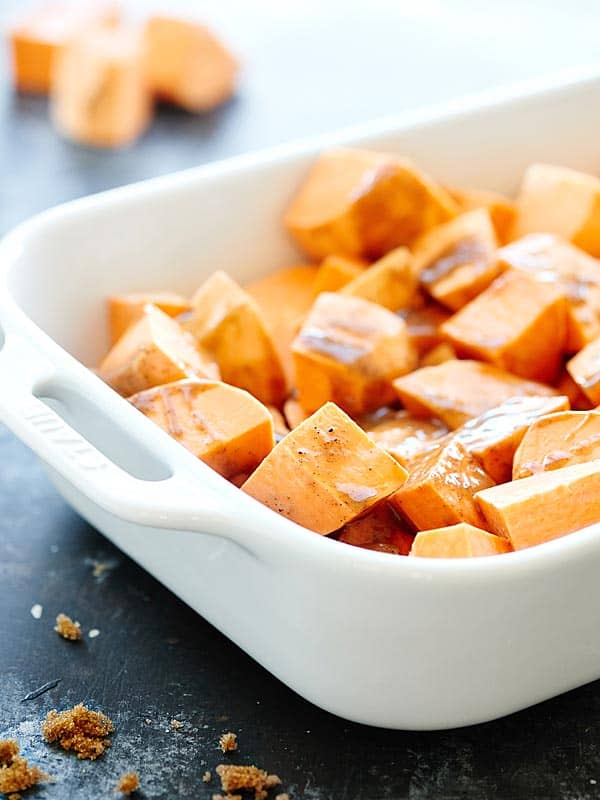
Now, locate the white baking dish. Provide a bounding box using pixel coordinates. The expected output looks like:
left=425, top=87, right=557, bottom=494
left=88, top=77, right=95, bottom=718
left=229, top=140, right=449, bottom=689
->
left=2, top=66, right=600, bottom=731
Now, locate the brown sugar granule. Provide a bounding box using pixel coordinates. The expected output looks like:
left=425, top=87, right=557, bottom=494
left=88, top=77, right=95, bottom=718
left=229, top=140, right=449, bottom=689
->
left=265, top=775, right=281, bottom=789
left=0, top=741, right=19, bottom=767
left=54, top=613, right=82, bottom=641
left=218, top=732, right=238, bottom=753
left=41, top=703, right=114, bottom=760
left=0, top=742, right=50, bottom=798
left=275, top=794, right=290, bottom=800
left=202, top=770, right=212, bottom=783
left=114, top=771, right=140, bottom=795
left=216, top=764, right=270, bottom=800
left=170, top=719, right=183, bottom=731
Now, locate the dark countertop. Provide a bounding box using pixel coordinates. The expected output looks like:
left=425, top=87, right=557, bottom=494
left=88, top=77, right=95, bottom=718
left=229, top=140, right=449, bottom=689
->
left=2, top=3, right=600, bottom=798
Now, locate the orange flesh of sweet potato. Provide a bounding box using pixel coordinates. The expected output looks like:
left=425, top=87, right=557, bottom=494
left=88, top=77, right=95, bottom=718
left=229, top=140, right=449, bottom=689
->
left=448, top=187, right=517, bottom=243
left=129, top=379, right=274, bottom=478
left=390, top=438, right=495, bottom=531
left=393, top=359, right=557, bottom=429
left=566, top=336, right=600, bottom=405
left=314, top=256, right=364, bottom=294
left=513, top=410, right=600, bottom=479
left=338, top=501, right=414, bottom=554
left=267, top=405, right=290, bottom=442
left=98, top=304, right=218, bottom=396
left=340, top=246, right=417, bottom=310
left=476, top=460, right=600, bottom=550
left=241, top=402, right=408, bottom=534
left=292, top=292, right=417, bottom=416
left=410, top=523, right=512, bottom=558
left=555, top=368, right=594, bottom=410
left=359, top=408, right=448, bottom=467
left=420, top=342, right=456, bottom=367
left=440, top=270, right=568, bottom=382
left=398, top=303, right=451, bottom=355
left=283, top=398, right=309, bottom=430
left=108, top=292, right=189, bottom=344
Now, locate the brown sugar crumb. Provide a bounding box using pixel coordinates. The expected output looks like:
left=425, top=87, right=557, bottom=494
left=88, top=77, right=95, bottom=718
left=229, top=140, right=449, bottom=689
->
left=0, top=740, right=19, bottom=767
left=114, top=771, right=140, bottom=795
left=0, top=740, right=50, bottom=798
left=54, top=613, right=82, bottom=641
left=266, top=775, right=281, bottom=788
left=216, top=764, right=271, bottom=800
left=41, top=703, right=114, bottom=760
left=170, top=719, right=183, bottom=731
left=202, top=770, right=212, bottom=783
left=275, top=795, right=290, bottom=800
left=218, top=732, right=238, bottom=753
left=212, top=795, right=242, bottom=800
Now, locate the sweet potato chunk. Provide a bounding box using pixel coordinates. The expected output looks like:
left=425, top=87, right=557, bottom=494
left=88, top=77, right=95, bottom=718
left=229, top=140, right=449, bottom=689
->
left=338, top=501, right=414, bottom=555
left=555, top=368, right=594, bottom=411
left=242, top=402, right=408, bottom=534
left=393, top=360, right=557, bottom=429
left=360, top=408, right=448, bottom=467
left=267, top=405, right=289, bottom=441
left=410, top=523, right=511, bottom=558
left=284, top=148, right=458, bottom=260
left=292, top=292, right=417, bottom=416
left=497, top=233, right=600, bottom=351
left=566, top=336, right=600, bottom=405
left=108, top=292, right=189, bottom=344
left=420, top=342, right=456, bottom=367
left=448, top=187, right=516, bottom=243
left=129, top=380, right=274, bottom=478
left=185, top=271, right=287, bottom=406
left=441, top=270, right=568, bottom=382
left=142, top=15, right=238, bottom=111
left=314, top=255, right=363, bottom=294
left=513, top=410, right=600, bottom=479
left=476, top=461, right=600, bottom=550
left=340, top=247, right=417, bottom=310
left=99, top=305, right=218, bottom=396
left=282, top=399, right=308, bottom=430
left=412, top=209, right=501, bottom=311
left=390, top=439, right=495, bottom=531
left=399, top=303, right=451, bottom=355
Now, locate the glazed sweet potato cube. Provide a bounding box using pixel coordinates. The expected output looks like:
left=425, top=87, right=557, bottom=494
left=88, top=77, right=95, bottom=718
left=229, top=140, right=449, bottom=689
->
left=390, top=439, right=495, bottom=531
left=360, top=408, right=448, bottom=467
left=440, top=270, right=568, bottom=382
left=514, top=163, right=600, bottom=256
left=284, top=148, right=458, bottom=260
left=393, top=360, right=557, bottom=429
left=129, top=379, right=274, bottom=479
left=410, top=523, right=512, bottom=558
left=566, top=336, right=600, bottom=405
left=98, top=305, right=219, bottom=396
left=108, top=292, right=189, bottom=344
left=186, top=271, right=287, bottom=406
left=340, top=246, right=417, bottom=310
left=453, top=395, right=570, bottom=483
left=448, top=187, right=516, bottom=243
left=513, top=410, right=600, bottom=479
left=51, top=27, right=152, bottom=148
left=420, top=342, right=456, bottom=367
left=555, top=368, right=594, bottom=411
left=338, top=501, right=414, bottom=555
left=283, top=398, right=309, bottom=430
left=242, top=402, right=408, bottom=534
left=292, top=292, right=417, bottom=416
left=412, top=209, right=501, bottom=311
left=399, top=303, right=451, bottom=355
left=142, top=15, right=238, bottom=111
left=497, top=233, right=600, bottom=351
left=314, top=256, right=364, bottom=294
left=476, top=461, right=600, bottom=550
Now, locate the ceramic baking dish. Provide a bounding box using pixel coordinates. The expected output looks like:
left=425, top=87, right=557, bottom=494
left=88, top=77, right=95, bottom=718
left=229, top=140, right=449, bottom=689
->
left=2, top=66, right=600, bottom=731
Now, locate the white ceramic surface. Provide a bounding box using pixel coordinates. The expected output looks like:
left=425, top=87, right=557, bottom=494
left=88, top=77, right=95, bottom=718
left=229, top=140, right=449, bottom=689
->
left=1, top=67, right=600, bottom=730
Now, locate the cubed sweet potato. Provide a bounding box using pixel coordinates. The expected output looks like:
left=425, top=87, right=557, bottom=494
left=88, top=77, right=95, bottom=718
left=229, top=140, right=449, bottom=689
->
left=476, top=461, right=600, bottom=550
left=399, top=303, right=451, bottom=355
left=420, top=342, right=456, bottom=367
left=566, top=335, right=600, bottom=405
left=108, top=292, right=189, bottom=344
left=410, top=523, right=512, bottom=558
left=340, top=246, right=417, bottom=310
left=440, top=270, right=568, bottom=382
left=129, top=379, right=274, bottom=478
left=360, top=408, right=448, bottom=467
left=284, top=148, right=458, bottom=260
left=448, top=187, right=516, bottom=243
left=338, top=501, right=414, bottom=555
left=242, top=402, right=408, bottom=534
left=555, top=368, right=594, bottom=410
left=267, top=405, right=289, bottom=441
left=282, top=398, right=309, bottom=430
left=314, top=255, right=364, bottom=294
left=292, top=292, right=417, bottom=416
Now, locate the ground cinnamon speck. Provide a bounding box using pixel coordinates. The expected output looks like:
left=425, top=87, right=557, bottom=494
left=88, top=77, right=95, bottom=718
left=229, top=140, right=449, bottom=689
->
left=0, top=739, right=51, bottom=798
left=41, top=703, right=114, bottom=759
left=54, top=613, right=82, bottom=641
left=215, top=764, right=272, bottom=800
left=218, top=732, right=238, bottom=753
left=114, top=771, right=140, bottom=795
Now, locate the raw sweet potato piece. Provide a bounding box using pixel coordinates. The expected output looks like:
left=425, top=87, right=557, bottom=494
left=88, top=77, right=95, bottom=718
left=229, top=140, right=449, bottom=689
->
left=108, top=292, right=189, bottom=345
left=99, top=305, right=218, bottom=396
left=338, top=501, right=414, bottom=555
left=390, top=439, right=495, bottom=531
left=267, top=405, right=290, bottom=441
left=129, top=379, right=274, bottom=479
left=412, top=209, right=501, bottom=311
left=292, top=292, right=417, bottom=416
left=51, top=27, right=152, bottom=148
left=142, top=15, right=238, bottom=111
left=185, top=271, right=287, bottom=406
left=410, top=523, right=511, bottom=558
left=420, top=342, right=456, bottom=367
left=340, top=247, right=417, bottom=310
left=448, top=187, right=516, bottom=243
left=360, top=408, right=448, bottom=467
left=513, top=410, right=600, bottom=479
left=497, top=233, right=600, bottom=351
left=242, top=402, right=408, bottom=534
left=399, top=303, right=451, bottom=355
left=452, top=395, right=570, bottom=483
left=555, top=368, right=594, bottom=411
left=284, top=148, right=458, bottom=260
left=440, top=270, right=568, bottom=382
left=566, top=336, right=600, bottom=405
left=314, top=256, right=364, bottom=294
left=9, top=0, right=118, bottom=94
left=476, top=461, right=600, bottom=550
left=283, top=398, right=309, bottom=430
left=393, top=360, right=557, bottom=429
left=514, top=163, right=600, bottom=256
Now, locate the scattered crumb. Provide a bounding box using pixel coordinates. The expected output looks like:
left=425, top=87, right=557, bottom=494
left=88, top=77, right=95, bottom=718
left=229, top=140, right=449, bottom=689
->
left=114, top=771, right=140, bottom=795
left=88, top=629, right=100, bottom=639
left=166, top=637, right=179, bottom=645
left=41, top=703, right=114, bottom=760
left=91, top=561, right=109, bottom=578
left=275, top=794, right=290, bottom=800
left=219, top=732, right=238, bottom=753
left=266, top=775, right=282, bottom=788
left=0, top=740, right=19, bottom=767
left=30, top=604, right=43, bottom=620
left=170, top=719, right=183, bottom=731
left=0, top=740, right=50, bottom=797
left=144, top=719, right=152, bottom=726
left=216, top=764, right=271, bottom=800
left=212, top=795, right=242, bottom=800
left=54, top=613, right=82, bottom=641
left=592, top=779, right=598, bottom=785
left=202, top=770, right=212, bottom=783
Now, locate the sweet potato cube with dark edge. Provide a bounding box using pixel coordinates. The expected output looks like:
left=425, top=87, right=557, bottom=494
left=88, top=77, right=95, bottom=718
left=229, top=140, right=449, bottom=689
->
left=185, top=271, right=287, bottom=406
left=242, top=403, right=408, bottom=534
left=555, top=368, right=594, bottom=411
left=448, top=186, right=516, bottom=243
left=359, top=408, right=449, bottom=468
left=340, top=246, right=417, bottom=310
left=566, top=335, right=600, bottom=406
left=338, top=502, right=414, bottom=555
left=393, top=360, right=557, bottom=429
left=476, top=461, right=600, bottom=550
left=410, top=523, right=512, bottom=558
left=399, top=303, right=451, bottom=355
left=129, top=380, right=274, bottom=479
left=292, top=292, right=417, bottom=416
left=314, top=255, right=364, bottom=294
left=412, top=209, right=501, bottom=311
left=440, top=270, right=568, bottom=383
left=108, top=292, right=189, bottom=344
left=284, top=148, right=458, bottom=260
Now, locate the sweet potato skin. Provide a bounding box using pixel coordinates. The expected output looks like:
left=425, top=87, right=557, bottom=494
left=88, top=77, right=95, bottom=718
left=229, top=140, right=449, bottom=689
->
left=410, top=523, right=512, bottom=558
